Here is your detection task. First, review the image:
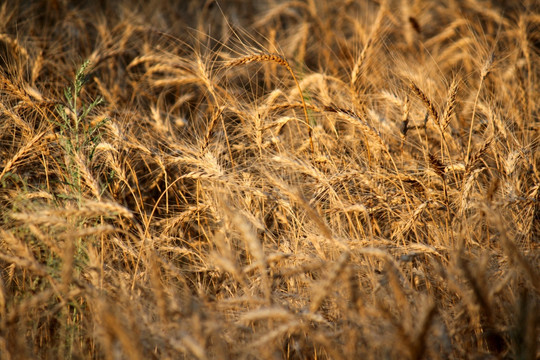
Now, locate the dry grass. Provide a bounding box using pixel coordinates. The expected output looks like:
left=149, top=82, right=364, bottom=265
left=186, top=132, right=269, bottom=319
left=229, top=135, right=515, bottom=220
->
left=0, top=0, right=539, bottom=359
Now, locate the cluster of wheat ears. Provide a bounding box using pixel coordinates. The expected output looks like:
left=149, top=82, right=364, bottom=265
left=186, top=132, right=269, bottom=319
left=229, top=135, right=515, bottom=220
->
left=0, top=0, right=538, bottom=359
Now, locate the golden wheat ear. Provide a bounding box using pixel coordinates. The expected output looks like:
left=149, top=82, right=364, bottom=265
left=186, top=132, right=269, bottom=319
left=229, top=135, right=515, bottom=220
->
left=226, top=53, right=314, bottom=154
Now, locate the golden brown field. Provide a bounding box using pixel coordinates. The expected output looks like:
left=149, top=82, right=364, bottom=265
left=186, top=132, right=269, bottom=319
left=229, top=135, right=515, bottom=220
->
left=0, top=0, right=538, bottom=358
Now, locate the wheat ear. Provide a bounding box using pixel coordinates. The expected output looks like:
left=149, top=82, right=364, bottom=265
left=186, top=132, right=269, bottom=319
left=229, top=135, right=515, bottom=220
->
left=409, top=82, right=440, bottom=124
left=227, top=53, right=314, bottom=153
left=351, top=4, right=385, bottom=90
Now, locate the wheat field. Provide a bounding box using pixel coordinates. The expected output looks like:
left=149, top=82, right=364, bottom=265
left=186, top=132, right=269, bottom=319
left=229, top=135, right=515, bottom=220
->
left=0, top=0, right=538, bottom=359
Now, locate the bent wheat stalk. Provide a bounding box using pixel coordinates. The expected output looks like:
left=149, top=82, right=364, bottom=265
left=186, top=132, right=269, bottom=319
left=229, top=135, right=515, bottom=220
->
left=226, top=53, right=314, bottom=154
